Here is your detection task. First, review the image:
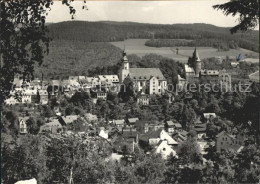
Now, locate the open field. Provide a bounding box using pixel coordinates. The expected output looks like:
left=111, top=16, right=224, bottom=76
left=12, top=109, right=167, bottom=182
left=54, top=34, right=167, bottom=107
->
left=110, top=39, right=259, bottom=63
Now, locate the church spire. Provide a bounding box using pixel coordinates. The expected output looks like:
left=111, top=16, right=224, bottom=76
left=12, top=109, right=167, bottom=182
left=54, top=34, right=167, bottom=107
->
left=193, top=47, right=201, bottom=61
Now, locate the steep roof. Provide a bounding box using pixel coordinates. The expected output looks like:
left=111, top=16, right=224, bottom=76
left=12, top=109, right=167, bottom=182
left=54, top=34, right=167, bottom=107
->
left=18, top=116, right=30, bottom=122
left=60, top=115, right=78, bottom=125
left=193, top=48, right=201, bottom=61
left=129, top=68, right=166, bottom=80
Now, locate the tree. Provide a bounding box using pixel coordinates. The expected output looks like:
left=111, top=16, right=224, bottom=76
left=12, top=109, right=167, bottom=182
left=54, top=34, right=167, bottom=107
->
left=213, top=0, right=259, bottom=34
left=26, top=117, right=39, bottom=134
left=177, top=137, right=202, bottom=165
left=0, top=0, right=86, bottom=104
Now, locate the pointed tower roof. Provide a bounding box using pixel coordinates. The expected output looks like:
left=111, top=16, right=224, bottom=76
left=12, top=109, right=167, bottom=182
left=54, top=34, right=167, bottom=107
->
left=193, top=48, right=201, bottom=61
left=122, top=50, right=128, bottom=62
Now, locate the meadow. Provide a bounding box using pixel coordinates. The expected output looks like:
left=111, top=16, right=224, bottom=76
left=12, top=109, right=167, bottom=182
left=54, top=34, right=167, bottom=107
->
left=110, top=39, right=259, bottom=63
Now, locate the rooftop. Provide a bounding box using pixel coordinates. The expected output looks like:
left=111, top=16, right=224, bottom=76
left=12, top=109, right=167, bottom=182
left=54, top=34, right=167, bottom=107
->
left=129, top=68, right=166, bottom=81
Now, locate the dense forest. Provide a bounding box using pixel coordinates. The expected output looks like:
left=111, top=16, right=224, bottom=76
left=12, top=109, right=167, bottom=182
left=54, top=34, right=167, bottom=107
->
left=34, top=40, right=123, bottom=79
left=47, top=21, right=259, bottom=52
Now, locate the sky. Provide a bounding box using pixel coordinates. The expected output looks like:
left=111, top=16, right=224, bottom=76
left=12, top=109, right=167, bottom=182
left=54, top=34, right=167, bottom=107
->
left=46, top=0, right=241, bottom=28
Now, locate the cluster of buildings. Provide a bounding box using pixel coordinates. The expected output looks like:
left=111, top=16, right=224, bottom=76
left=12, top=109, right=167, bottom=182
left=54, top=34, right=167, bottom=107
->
left=11, top=48, right=246, bottom=161
left=5, top=50, right=169, bottom=106
left=178, top=48, right=231, bottom=88
left=18, top=109, right=244, bottom=159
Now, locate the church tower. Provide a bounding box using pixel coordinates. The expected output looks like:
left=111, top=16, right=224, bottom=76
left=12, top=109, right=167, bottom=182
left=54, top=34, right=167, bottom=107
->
left=120, top=50, right=130, bottom=83
left=192, top=48, right=201, bottom=76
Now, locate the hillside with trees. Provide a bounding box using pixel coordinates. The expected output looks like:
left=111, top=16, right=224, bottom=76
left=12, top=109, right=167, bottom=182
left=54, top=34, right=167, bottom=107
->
left=47, top=21, right=259, bottom=52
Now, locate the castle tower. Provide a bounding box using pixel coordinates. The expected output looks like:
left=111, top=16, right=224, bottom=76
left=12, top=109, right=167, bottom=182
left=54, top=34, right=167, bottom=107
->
left=120, top=50, right=130, bottom=83
left=193, top=48, right=201, bottom=76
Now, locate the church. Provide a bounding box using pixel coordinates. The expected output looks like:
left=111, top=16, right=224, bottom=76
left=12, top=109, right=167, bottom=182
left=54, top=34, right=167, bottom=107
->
left=184, top=48, right=202, bottom=80
left=119, top=51, right=167, bottom=95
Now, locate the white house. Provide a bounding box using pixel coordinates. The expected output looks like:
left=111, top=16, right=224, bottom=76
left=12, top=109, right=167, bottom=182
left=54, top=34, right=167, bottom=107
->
left=19, top=117, right=29, bottom=134
left=99, top=128, right=109, bottom=139
left=156, top=140, right=177, bottom=159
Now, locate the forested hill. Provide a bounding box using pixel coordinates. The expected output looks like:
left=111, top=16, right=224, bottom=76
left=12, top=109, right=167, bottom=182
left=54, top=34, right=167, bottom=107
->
left=47, top=21, right=259, bottom=52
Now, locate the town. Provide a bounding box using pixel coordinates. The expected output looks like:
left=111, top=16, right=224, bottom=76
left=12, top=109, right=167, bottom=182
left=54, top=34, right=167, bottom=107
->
left=1, top=0, right=259, bottom=183
left=3, top=48, right=259, bottom=181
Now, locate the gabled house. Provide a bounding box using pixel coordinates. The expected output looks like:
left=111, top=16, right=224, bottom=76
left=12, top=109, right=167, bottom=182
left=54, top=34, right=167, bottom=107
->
left=113, top=119, right=125, bottom=128
left=165, top=121, right=176, bottom=134
left=122, top=127, right=138, bottom=143
left=173, top=130, right=188, bottom=143
left=140, top=129, right=178, bottom=147
left=156, top=140, right=177, bottom=159
left=39, top=119, right=62, bottom=134
left=194, top=123, right=207, bottom=139
left=149, top=120, right=164, bottom=131
left=58, top=115, right=78, bottom=126
left=84, top=113, right=98, bottom=123
left=19, top=117, right=30, bottom=134
left=216, top=131, right=244, bottom=152
left=99, top=127, right=109, bottom=139
left=126, top=117, right=139, bottom=126
left=203, top=113, right=216, bottom=122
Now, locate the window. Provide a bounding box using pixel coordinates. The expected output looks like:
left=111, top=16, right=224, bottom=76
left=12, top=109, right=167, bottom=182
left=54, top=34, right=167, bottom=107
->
left=221, top=142, right=223, bottom=145
left=163, top=148, right=166, bottom=151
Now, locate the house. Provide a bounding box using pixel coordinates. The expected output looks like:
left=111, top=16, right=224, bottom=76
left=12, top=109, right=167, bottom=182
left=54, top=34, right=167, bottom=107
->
left=86, top=77, right=100, bottom=88
left=156, top=140, right=177, bottom=159
left=58, top=115, right=78, bottom=126
left=98, top=75, right=119, bottom=84
left=135, top=120, right=149, bottom=133
left=216, top=131, right=244, bottom=152
left=165, top=121, right=175, bottom=134
left=231, top=62, right=239, bottom=68
left=173, top=122, right=182, bottom=131
left=149, top=120, right=165, bottom=131
left=203, top=113, right=216, bottom=122
left=119, top=50, right=167, bottom=95
left=194, top=123, right=207, bottom=139
left=140, top=129, right=178, bottom=146
left=200, top=69, right=220, bottom=84
left=177, top=75, right=186, bottom=89
left=173, top=130, right=188, bottom=143
left=114, top=119, right=125, bottom=128
left=21, top=89, right=37, bottom=103
left=197, top=140, right=208, bottom=155
left=84, top=113, right=98, bottom=123
left=96, top=91, right=107, bottom=100
left=38, top=89, right=48, bottom=105
left=126, top=117, right=139, bottom=126
left=122, top=127, right=138, bottom=143
left=19, top=117, right=30, bottom=134
left=39, top=119, right=62, bottom=134
left=137, top=94, right=149, bottom=105
left=99, top=127, right=109, bottom=139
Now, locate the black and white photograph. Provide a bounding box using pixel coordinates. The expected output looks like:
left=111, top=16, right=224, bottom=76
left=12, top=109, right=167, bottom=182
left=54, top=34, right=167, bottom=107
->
left=1, top=0, right=259, bottom=183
